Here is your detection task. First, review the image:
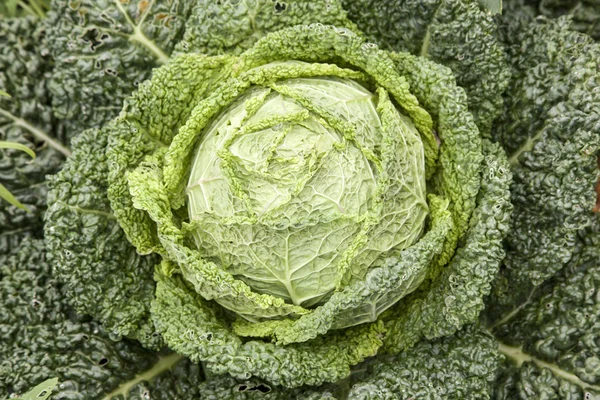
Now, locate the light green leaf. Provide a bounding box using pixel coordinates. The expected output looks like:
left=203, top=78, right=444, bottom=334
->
left=0, top=89, right=10, bottom=98
left=0, top=183, right=29, bottom=211
left=0, top=140, right=36, bottom=159
left=25, top=0, right=50, bottom=18
left=0, top=141, right=36, bottom=211
left=15, top=378, right=58, bottom=400
left=478, top=0, right=502, bottom=14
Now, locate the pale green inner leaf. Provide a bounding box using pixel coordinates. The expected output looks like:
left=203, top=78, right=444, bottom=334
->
left=187, top=73, right=428, bottom=308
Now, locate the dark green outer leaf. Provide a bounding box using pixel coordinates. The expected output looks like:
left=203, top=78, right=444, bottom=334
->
left=0, top=16, right=67, bottom=239
left=490, top=219, right=600, bottom=399
left=485, top=9, right=600, bottom=399
left=340, top=0, right=511, bottom=136
left=45, top=128, right=162, bottom=348
left=197, top=374, right=340, bottom=400
left=174, top=0, right=356, bottom=56
left=530, top=0, right=600, bottom=41
left=1, top=231, right=206, bottom=400
left=489, top=9, right=600, bottom=310
left=43, top=0, right=195, bottom=136
left=0, top=234, right=154, bottom=399
left=349, top=325, right=501, bottom=400
left=42, top=0, right=353, bottom=139
left=193, top=324, right=501, bottom=399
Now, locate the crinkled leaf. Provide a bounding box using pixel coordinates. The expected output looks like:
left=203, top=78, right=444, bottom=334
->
left=530, top=0, right=600, bottom=41
left=0, top=234, right=189, bottom=399
left=197, top=375, right=339, bottom=400
left=231, top=196, right=451, bottom=344
left=0, top=16, right=68, bottom=237
left=175, top=0, right=357, bottom=55
left=349, top=325, right=502, bottom=399
left=45, top=129, right=161, bottom=348
left=384, top=140, right=512, bottom=352
left=44, top=0, right=194, bottom=136
left=340, top=0, right=510, bottom=135
left=386, top=50, right=484, bottom=279
left=152, top=267, right=385, bottom=388
left=489, top=9, right=600, bottom=317
left=490, top=219, right=600, bottom=399
left=195, top=324, right=502, bottom=399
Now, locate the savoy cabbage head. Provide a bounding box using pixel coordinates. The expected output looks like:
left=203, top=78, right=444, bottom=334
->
left=43, top=1, right=512, bottom=388
left=1, top=0, right=599, bottom=399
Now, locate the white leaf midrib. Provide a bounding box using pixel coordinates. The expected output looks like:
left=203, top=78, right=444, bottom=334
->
left=0, top=107, right=71, bottom=157
left=100, top=353, right=185, bottom=400
left=112, top=0, right=169, bottom=64
left=498, top=341, right=600, bottom=393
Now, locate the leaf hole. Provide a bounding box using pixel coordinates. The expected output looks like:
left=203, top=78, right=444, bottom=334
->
left=80, top=28, right=104, bottom=52
left=274, top=2, right=286, bottom=12
left=237, top=384, right=271, bottom=393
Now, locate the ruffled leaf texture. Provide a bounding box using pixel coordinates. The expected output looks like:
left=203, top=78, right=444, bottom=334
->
left=0, top=16, right=69, bottom=241
left=42, top=0, right=354, bottom=137
left=489, top=219, right=600, bottom=399
left=45, top=16, right=513, bottom=387
left=45, top=128, right=162, bottom=348
left=0, top=232, right=205, bottom=399
left=107, top=22, right=486, bottom=386
left=524, top=0, right=600, bottom=41
left=42, top=0, right=194, bottom=135
left=484, top=6, right=600, bottom=399
left=340, top=0, right=511, bottom=136
left=194, top=325, right=502, bottom=399
left=0, top=237, right=500, bottom=400
left=488, top=1, right=600, bottom=315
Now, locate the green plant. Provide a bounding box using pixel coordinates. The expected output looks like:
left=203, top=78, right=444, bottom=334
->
left=44, top=1, right=512, bottom=388
left=0, top=0, right=50, bottom=19
left=14, top=378, right=57, bottom=400
left=1, top=0, right=599, bottom=399
left=0, top=90, right=38, bottom=211
left=0, top=140, right=35, bottom=211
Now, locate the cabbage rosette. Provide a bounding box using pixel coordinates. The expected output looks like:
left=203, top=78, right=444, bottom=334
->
left=46, top=24, right=512, bottom=387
